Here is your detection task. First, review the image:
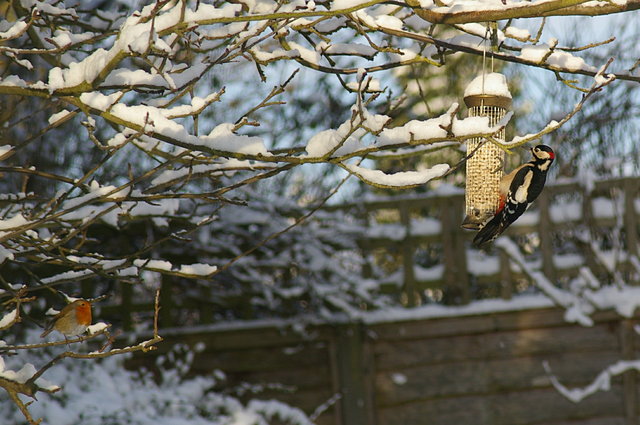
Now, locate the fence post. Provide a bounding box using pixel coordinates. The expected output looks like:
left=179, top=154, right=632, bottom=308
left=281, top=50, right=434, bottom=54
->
left=578, top=185, right=611, bottom=280
left=399, top=203, right=418, bottom=306
left=453, top=196, right=470, bottom=303
left=333, top=322, right=376, bottom=425
left=499, top=249, right=513, bottom=300
left=624, top=178, right=639, bottom=259
left=442, top=197, right=470, bottom=304
left=537, top=191, right=556, bottom=282
left=358, top=206, right=374, bottom=280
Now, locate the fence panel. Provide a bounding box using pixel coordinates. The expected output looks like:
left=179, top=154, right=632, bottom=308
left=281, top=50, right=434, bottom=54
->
left=129, top=307, right=640, bottom=425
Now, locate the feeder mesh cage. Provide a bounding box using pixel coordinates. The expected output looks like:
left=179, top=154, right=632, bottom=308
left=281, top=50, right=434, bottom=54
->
left=463, top=101, right=509, bottom=229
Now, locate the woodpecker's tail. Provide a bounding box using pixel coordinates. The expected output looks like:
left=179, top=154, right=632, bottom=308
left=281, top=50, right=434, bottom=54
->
left=472, top=214, right=504, bottom=248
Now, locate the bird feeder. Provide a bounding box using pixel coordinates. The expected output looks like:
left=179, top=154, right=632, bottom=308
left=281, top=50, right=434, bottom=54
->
left=461, top=72, right=512, bottom=230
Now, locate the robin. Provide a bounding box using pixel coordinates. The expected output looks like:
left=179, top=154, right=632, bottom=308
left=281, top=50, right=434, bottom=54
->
left=40, top=299, right=92, bottom=338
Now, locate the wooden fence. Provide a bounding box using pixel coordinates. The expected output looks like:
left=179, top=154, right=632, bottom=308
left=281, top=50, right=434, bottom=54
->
left=338, top=176, right=640, bottom=306
left=129, top=305, right=640, bottom=425
left=120, top=176, right=640, bottom=424
left=104, top=176, right=640, bottom=327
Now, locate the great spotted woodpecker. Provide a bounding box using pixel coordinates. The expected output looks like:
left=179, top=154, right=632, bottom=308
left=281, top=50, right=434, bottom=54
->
left=473, top=144, right=555, bottom=247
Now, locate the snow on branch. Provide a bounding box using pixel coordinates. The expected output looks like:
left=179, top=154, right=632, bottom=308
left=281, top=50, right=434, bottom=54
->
left=502, top=59, right=616, bottom=149
left=342, top=162, right=450, bottom=188
left=497, top=236, right=640, bottom=326
left=496, top=237, right=595, bottom=326
left=0, top=309, right=18, bottom=331
left=132, top=259, right=218, bottom=278
left=378, top=26, right=640, bottom=84
left=315, top=102, right=513, bottom=165
left=544, top=360, right=640, bottom=403
left=407, top=0, right=640, bottom=25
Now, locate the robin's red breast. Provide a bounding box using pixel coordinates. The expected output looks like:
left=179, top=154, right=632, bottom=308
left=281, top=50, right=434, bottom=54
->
left=40, top=299, right=92, bottom=338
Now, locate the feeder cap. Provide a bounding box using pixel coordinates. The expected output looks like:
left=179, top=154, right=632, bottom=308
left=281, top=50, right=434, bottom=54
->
left=464, top=73, right=512, bottom=109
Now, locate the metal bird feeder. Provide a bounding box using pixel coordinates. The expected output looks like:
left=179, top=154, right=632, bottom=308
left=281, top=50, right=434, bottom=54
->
left=461, top=72, right=512, bottom=230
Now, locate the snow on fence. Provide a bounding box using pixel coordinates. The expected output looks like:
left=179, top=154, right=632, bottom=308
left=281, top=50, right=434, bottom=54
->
left=128, top=303, right=640, bottom=425
left=340, top=176, right=640, bottom=306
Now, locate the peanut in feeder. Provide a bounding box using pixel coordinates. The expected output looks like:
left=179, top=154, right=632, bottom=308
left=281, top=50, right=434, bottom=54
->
left=461, top=72, right=512, bottom=230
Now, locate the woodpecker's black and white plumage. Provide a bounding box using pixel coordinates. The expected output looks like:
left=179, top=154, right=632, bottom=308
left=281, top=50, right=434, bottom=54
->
left=473, top=144, right=555, bottom=247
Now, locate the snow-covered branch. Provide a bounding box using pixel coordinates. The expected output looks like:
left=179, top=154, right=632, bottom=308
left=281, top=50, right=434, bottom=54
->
left=544, top=359, right=640, bottom=403
left=503, top=59, right=617, bottom=148
left=408, top=0, right=640, bottom=25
